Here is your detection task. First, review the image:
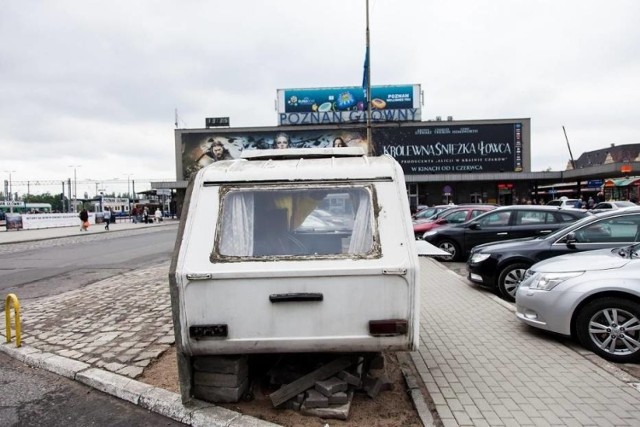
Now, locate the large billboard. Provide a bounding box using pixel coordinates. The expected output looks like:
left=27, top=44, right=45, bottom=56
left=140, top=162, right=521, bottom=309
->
left=373, top=122, right=525, bottom=174
left=277, top=85, right=421, bottom=126
left=179, top=128, right=368, bottom=180
left=177, top=120, right=528, bottom=181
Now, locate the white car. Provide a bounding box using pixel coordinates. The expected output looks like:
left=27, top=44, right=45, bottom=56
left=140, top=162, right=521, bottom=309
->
left=516, top=243, right=640, bottom=363
left=546, top=197, right=584, bottom=210
left=592, top=200, right=637, bottom=212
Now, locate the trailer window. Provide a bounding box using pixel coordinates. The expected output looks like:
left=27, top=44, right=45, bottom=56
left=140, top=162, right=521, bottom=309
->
left=217, top=186, right=375, bottom=258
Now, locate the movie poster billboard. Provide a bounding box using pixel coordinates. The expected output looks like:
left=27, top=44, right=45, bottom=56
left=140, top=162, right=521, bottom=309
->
left=373, top=122, right=525, bottom=174
left=5, top=213, right=23, bottom=230
left=277, top=85, right=421, bottom=126
left=179, top=128, right=368, bottom=180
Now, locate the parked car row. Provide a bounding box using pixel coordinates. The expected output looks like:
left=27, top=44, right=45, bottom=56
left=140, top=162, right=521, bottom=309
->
left=438, top=206, right=640, bottom=363
left=413, top=205, right=496, bottom=238
left=467, top=208, right=640, bottom=301
left=413, top=203, right=640, bottom=363
left=545, top=196, right=638, bottom=212
left=421, top=205, right=589, bottom=261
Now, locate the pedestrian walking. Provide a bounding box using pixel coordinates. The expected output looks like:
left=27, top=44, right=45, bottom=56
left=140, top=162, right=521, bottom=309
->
left=103, top=207, right=111, bottom=230
left=143, top=207, right=149, bottom=224
left=154, top=208, right=163, bottom=223
left=79, top=208, right=89, bottom=231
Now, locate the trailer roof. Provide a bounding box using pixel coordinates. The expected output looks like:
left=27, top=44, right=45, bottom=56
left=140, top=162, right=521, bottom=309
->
left=197, top=149, right=402, bottom=183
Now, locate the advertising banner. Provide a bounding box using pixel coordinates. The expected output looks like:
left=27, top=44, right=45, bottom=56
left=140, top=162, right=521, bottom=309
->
left=374, top=123, right=524, bottom=174
left=180, top=129, right=368, bottom=180
left=277, top=85, right=421, bottom=125
left=20, top=213, right=96, bottom=230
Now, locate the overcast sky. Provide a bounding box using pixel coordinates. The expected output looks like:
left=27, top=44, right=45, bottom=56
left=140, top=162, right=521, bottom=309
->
left=1, top=0, right=638, bottom=197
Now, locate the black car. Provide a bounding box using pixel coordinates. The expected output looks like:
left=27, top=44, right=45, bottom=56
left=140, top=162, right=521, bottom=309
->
left=421, top=205, right=589, bottom=262
left=467, top=207, right=640, bottom=301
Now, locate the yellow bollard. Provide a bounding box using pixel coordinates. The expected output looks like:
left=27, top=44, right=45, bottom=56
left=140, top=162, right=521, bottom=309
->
left=5, top=293, right=21, bottom=347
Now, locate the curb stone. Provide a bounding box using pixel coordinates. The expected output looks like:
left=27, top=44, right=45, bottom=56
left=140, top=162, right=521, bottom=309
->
left=397, top=352, right=436, bottom=427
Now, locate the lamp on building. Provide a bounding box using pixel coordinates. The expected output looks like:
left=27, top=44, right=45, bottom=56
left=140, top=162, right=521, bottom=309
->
left=621, top=164, right=632, bottom=176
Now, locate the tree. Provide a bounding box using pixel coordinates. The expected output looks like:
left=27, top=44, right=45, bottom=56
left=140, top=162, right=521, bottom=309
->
left=23, top=192, right=65, bottom=212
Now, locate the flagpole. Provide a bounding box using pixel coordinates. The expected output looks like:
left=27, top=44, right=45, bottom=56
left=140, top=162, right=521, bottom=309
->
left=365, top=0, right=373, bottom=153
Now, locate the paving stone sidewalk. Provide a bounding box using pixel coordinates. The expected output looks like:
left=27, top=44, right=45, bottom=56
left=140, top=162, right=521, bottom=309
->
left=413, top=257, right=640, bottom=426
left=2, top=261, right=173, bottom=379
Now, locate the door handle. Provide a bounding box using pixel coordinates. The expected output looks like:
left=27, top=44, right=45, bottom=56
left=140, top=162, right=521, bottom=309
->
left=497, top=232, right=508, bottom=236
left=269, top=293, right=323, bottom=303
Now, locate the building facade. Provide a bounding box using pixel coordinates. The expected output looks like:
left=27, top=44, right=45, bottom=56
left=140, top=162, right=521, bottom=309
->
left=153, top=121, right=639, bottom=215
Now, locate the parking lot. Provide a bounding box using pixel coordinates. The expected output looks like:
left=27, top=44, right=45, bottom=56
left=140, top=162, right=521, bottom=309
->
left=445, top=258, right=640, bottom=378
left=415, top=257, right=640, bottom=426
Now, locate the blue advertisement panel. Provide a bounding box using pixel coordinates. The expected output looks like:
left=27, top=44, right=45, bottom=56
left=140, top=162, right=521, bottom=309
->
left=278, top=85, right=421, bottom=126
left=282, top=85, right=416, bottom=112
left=373, top=123, right=524, bottom=174
left=180, top=129, right=368, bottom=180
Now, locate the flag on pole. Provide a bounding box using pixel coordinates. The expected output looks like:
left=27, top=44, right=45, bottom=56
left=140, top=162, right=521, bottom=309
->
left=362, top=46, right=370, bottom=101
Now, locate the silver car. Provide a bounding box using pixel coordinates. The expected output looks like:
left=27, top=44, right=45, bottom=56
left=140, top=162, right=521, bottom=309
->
left=516, top=243, right=640, bottom=363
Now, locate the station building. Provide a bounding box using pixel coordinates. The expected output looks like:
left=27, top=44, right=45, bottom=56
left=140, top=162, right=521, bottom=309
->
left=152, top=85, right=639, bottom=214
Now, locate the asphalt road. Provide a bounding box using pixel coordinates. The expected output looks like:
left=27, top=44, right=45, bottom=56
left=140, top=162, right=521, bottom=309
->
left=0, top=226, right=178, bottom=300
left=0, top=225, right=184, bottom=426
left=0, top=352, right=184, bottom=427
left=445, top=261, right=468, bottom=279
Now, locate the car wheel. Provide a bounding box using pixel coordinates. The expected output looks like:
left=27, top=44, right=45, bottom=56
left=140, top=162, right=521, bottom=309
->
left=497, top=263, right=530, bottom=302
left=436, top=239, right=459, bottom=262
left=575, top=297, right=640, bottom=363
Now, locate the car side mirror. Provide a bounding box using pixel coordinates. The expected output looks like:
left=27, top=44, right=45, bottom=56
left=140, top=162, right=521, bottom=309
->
left=469, top=223, right=480, bottom=230
left=435, top=218, right=446, bottom=224
left=565, top=232, right=577, bottom=246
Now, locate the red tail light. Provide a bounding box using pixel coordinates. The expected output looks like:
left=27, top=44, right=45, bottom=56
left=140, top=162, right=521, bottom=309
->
left=369, top=319, right=408, bottom=336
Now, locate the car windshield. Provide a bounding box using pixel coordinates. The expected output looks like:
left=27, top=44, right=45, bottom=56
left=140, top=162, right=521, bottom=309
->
left=414, top=206, right=450, bottom=220
left=431, top=207, right=458, bottom=220
left=538, top=213, right=596, bottom=241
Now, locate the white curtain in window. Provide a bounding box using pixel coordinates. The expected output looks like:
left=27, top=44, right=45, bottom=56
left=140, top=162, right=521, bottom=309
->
left=219, top=192, right=254, bottom=256
left=348, top=190, right=373, bottom=254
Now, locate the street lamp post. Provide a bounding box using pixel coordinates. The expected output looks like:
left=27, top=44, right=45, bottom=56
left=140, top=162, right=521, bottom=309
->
left=123, top=173, right=133, bottom=221
left=68, top=165, right=81, bottom=213
left=4, top=170, right=16, bottom=213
